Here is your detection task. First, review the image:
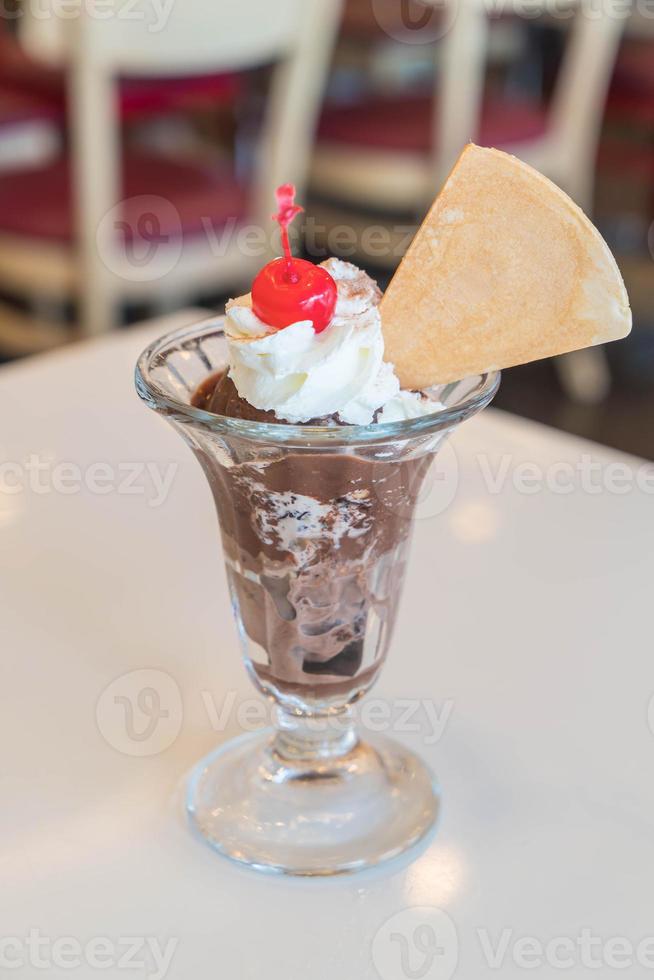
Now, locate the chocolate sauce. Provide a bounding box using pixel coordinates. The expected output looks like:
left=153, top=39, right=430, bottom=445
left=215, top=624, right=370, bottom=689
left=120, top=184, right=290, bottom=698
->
left=193, top=372, right=348, bottom=426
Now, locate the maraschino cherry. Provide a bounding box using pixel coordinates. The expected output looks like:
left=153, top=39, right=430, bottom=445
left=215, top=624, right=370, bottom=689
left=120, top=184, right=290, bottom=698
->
left=251, top=184, right=337, bottom=334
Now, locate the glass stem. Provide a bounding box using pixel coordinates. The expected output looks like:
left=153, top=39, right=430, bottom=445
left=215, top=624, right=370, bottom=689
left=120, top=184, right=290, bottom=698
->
left=272, top=704, right=359, bottom=764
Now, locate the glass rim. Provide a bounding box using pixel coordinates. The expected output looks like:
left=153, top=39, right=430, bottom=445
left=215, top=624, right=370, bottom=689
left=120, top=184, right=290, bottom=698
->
left=135, top=317, right=501, bottom=447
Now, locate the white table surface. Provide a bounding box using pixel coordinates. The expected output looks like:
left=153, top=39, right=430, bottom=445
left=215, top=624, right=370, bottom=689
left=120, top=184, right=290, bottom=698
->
left=1, top=312, right=652, bottom=980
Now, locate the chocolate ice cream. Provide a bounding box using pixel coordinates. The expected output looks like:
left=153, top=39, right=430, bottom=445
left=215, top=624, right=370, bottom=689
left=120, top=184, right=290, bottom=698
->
left=193, top=370, right=432, bottom=702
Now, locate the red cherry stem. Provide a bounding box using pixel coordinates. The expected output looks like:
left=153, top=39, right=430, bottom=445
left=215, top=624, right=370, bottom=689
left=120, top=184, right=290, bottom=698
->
left=273, top=183, right=304, bottom=285
left=279, top=224, right=298, bottom=283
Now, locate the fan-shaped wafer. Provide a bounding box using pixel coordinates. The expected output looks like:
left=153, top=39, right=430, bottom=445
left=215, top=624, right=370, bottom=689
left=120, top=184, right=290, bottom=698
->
left=381, top=144, right=632, bottom=389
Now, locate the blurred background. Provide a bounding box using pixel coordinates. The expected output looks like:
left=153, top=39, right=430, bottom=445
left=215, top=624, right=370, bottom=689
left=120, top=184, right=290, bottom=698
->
left=0, top=0, right=652, bottom=456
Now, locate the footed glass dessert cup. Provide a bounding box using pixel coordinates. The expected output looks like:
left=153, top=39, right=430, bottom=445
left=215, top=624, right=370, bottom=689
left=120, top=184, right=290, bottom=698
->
left=136, top=318, right=499, bottom=875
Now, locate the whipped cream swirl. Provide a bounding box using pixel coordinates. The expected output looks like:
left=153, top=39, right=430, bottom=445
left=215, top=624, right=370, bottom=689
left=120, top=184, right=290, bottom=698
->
left=225, top=258, right=434, bottom=425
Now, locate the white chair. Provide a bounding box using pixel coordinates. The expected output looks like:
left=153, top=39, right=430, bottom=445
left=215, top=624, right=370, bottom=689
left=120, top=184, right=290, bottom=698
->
left=0, top=0, right=342, bottom=352
left=313, top=0, right=625, bottom=217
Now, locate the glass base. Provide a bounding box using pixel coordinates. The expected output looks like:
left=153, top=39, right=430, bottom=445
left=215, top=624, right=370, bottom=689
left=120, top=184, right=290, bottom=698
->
left=186, top=730, right=440, bottom=876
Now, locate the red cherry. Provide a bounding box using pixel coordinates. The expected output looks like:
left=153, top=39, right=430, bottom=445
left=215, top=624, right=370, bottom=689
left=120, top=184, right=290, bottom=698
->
left=252, top=257, right=337, bottom=334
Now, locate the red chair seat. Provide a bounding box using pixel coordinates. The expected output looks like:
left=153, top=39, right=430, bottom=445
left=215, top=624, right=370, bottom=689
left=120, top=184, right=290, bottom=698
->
left=0, top=86, right=60, bottom=126
left=118, top=74, right=242, bottom=118
left=318, top=94, right=549, bottom=154
left=0, top=150, right=248, bottom=242
left=611, top=42, right=654, bottom=96
left=0, top=70, right=241, bottom=123
left=0, top=32, right=242, bottom=122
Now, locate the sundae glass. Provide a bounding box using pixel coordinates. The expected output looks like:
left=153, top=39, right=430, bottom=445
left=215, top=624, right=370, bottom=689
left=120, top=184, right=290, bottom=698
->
left=136, top=317, right=497, bottom=875
left=135, top=145, right=630, bottom=875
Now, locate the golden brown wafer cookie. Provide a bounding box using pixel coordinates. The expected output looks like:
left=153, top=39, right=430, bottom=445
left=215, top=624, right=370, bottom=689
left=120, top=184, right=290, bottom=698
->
left=381, top=144, right=632, bottom=388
